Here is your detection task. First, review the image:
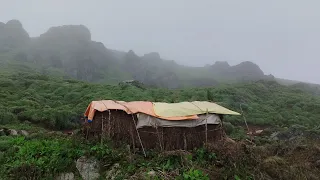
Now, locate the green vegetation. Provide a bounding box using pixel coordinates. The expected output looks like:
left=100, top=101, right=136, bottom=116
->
left=1, top=132, right=319, bottom=179
left=0, top=133, right=217, bottom=179
left=1, top=68, right=320, bottom=130
left=1, top=67, right=320, bottom=179
left=2, top=19, right=320, bottom=180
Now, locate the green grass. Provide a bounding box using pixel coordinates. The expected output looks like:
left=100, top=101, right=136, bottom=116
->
left=1, top=66, right=320, bottom=130
left=1, top=67, right=320, bottom=179
left=1, top=134, right=319, bottom=179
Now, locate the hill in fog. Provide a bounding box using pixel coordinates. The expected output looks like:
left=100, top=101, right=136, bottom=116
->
left=0, top=19, right=290, bottom=88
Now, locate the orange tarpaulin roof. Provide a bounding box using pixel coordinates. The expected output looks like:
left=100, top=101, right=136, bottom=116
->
left=84, top=100, right=198, bottom=121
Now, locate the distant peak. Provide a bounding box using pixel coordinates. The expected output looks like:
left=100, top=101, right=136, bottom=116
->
left=211, top=61, right=230, bottom=70
left=6, top=19, right=23, bottom=28
left=143, top=52, right=161, bottom=60
left=213, top=61, right=230, bottom=66
left=236, top=61, right=261, bottom=69
left=40, top=24, right=91, bottom=41
left=127, top=50, right=136, bottom=55
left=238, top=61, right=257, bottom=65
left=232, top=61, right=264, bottom=76
left=126, top=50, right=139, bottom=58
left=0, top=19, right=30, bottom=45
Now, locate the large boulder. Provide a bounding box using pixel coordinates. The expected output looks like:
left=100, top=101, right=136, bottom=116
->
left=76, top=156, right=100, bottom=180
left=18, top=130, right=29, bottom=136
left=9, top=129, right=18, bottom=136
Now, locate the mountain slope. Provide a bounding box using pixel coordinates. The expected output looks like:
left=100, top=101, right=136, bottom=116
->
left=1, top=64, right=320, bottom=130
left=0, top=19, right=296, bottom=88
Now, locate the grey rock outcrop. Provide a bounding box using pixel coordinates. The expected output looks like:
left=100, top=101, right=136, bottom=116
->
left=18, top=130, right=29, bottom=136
left=76, top=156, right=100, bottom=180
left=9, top=129, right=18, bottom=136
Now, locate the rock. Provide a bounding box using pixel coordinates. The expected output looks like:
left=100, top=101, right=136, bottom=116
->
left=56, top=173, right=74, bottom=180
left=225, top=137, right=236, bottom=144
left=147, top=170, right=156, bottom=177
left=76, top=156, right=100, bottom=180
left=18, top=130, right=29, bottom=136
left=9, top=129, right=18, bottom=136
left=270, top=132, right=279, bottom=141
left=105, top=163, right=121, bottom=180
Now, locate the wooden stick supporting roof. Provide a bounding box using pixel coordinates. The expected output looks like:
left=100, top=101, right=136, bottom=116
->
left=131, top=114, right=146, bottom=157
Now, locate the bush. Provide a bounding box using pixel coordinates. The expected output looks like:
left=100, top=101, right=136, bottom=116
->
left=2, top=137, right=84, bottom=179
left=181, top=168, right=209, bottom=180
left=0, top=110, right=18, bottom=125
left=2, top=71, right=320, bottom=130
left=224, top=122, right=235, bottom=135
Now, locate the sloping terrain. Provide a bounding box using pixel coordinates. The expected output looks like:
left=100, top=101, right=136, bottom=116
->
left=1, top=19, right=320, bottom=180
left=0, top=19, right=278, bottom=88
left=1, top=63, right=320, bottom=130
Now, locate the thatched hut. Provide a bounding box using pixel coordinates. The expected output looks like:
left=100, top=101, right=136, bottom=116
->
left=83, top=100, right=240, bottom=153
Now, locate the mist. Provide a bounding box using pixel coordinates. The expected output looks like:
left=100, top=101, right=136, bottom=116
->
left=1, top=0, right=319, bottom=83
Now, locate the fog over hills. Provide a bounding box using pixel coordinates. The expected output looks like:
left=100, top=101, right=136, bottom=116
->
left=2, top=1, right=319, bottom=84
left=1, top=19, right=316, bottom=89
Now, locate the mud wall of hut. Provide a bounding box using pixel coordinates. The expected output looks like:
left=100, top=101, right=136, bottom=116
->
left=83, top=110, right=224, bottom=151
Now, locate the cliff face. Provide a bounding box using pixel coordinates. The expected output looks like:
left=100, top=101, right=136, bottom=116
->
left=0, top=20, right=30, bottom=52
left=18, top=24, right=120, bottom=82
left=1, top=19, right=273, bottom=87
left=210, top=61, right=266, bottom=82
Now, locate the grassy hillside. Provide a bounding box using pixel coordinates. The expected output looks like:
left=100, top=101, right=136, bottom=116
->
left=2, top=58, right=320, bottom=180
left=2, top=19, right=320, bottom=179
left=1, top=65, right=320, bottom=130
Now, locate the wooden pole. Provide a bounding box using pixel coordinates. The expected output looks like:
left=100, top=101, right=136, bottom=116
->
left=101, top=113, right=104, bottom=145
left=155, top=125, right=163, bottom=151
left=240, top=104, right=253, bottom=142
left=131, top=115, right=146, bottom=157
left=220, top=117, right=225, bottom=140
left=108, top=110, right=111, bottom=137
left=183, top=130, right=187, bottom=150
left=205, top=108, right=208, bottom=147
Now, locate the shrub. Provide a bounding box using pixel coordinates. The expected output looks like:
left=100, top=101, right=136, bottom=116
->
left=181, top=168, right=209, bottom=180
left=0, top=110, right=18, bottom=125
left=3, top=137, right=84, bottom=179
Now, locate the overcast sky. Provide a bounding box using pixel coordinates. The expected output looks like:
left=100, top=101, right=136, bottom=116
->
left=1, top=0, right=319, bottom=83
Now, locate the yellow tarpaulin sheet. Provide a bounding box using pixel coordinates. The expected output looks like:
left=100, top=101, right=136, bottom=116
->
left=84, top=100, right=198, bottom=121
left=153, top=101, right=240, bottom=117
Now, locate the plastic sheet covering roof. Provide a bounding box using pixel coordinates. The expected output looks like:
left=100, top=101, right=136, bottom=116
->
left=84, top=100, right=198, bottom=121
left=84, top=100, right=240, bottom=122
left=153, top=101, right=241, bottom=117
